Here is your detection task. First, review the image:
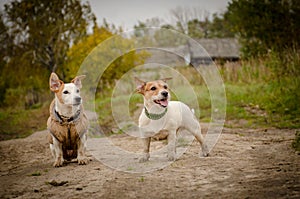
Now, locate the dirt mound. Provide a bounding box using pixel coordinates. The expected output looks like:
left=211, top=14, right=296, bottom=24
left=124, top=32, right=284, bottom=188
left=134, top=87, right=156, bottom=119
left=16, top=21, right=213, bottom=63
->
left=0, top=128, right=299, bottom=198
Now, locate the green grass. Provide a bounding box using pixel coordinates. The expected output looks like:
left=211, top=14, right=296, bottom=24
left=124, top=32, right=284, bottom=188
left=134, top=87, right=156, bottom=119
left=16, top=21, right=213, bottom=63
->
left=88, top=69, right=300, bottom=134
left=139, top=176, right=145, bottom=182
left=292, top=130, right=300, bottom=152
left=1, top=51, right=300, bottom=140
left=30, top=171, right=42, bottom=176
left=0, top=104, right=49, bottom=140
left=224, top=82, right=300, bottom=128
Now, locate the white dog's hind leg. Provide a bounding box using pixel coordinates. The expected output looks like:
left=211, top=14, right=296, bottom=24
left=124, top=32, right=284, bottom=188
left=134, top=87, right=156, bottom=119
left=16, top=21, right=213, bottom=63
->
left=186, top=120, right=209, bottom=157
left=77, top=134, right=89, bottom=165
left=195, top=132, right=209, bottom=157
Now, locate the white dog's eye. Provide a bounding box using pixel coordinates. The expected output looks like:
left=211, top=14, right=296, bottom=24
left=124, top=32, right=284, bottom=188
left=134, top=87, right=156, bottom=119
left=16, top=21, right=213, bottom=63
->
left=164, top=85, right=168, bottom=89
left=76, top=89, right=80, bottom=93
left=63, top=91, right=69, bottom=94
left=150, top=87, right=156, bottom=91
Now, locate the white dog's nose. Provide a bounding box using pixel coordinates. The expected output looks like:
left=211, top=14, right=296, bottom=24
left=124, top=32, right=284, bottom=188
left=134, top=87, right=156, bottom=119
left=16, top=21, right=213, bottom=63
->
left=161, top=91, right=168, bottom=98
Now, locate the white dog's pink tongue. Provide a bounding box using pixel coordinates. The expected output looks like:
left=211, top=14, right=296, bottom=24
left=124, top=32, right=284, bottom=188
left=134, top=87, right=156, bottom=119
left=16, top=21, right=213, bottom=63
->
left=160, top=99, right=168, bottom=107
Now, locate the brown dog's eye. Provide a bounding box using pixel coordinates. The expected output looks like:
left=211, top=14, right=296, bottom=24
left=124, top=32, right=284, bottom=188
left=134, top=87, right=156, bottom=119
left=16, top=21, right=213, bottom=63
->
left=63, top=91, right=69, bottom=94
left=150, top=87, right=156, bottom=91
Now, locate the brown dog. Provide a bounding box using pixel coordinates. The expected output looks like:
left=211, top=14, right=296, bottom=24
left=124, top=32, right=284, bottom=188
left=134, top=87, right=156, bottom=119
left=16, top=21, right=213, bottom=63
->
left=47, top=73, right=89, bottom=167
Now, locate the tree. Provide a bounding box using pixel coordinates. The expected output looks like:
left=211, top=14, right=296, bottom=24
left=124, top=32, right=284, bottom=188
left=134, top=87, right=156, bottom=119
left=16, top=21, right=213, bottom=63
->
left=170, top=6, right=210, bottom=35
left=225, top=0, right=300, bottom=57
left=3, top=0, right=96, bottom=76
left=187, top=18, right=210, bottom=39
left=64, top=26, right=114, bottom=82
left=0, top=0, right=96, bottom=107
left=208, top=13, right=235, bottom=38
left=65, top=25, right=149, bottom=92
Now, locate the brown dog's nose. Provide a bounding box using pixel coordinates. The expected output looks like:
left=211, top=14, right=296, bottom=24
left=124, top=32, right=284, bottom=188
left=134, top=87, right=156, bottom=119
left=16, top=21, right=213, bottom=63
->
left=75, top=97, right=82, bottom=103
left=161, top=91, right=168, bottom=97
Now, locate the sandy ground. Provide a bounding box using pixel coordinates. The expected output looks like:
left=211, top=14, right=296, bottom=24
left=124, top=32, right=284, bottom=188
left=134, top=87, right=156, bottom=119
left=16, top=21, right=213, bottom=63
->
left=0, top=127, right=299, bottom=199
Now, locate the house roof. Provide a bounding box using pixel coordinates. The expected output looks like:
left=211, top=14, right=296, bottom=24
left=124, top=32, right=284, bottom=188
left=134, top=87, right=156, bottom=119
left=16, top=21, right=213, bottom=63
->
left=143, top=38, right=241, bottom=66
left=191, top=38, right=241, bottom=58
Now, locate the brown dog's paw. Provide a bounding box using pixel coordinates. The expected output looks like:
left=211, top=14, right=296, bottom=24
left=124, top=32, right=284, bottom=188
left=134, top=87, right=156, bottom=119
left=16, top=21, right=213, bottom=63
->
left=77, top=157, right=89, bottom=165
left=53, top=159, right=64, bottom=167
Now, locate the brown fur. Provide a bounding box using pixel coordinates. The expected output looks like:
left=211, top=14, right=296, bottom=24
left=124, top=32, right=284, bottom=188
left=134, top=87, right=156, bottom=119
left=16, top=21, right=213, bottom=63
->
left=47, top=100, right=89, bottom=161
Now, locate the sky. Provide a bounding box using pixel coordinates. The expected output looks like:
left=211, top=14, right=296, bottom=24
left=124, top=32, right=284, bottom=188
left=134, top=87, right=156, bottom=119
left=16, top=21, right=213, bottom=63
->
left=0, top=0, right=231, bottom=30
left=88, top=0, right=231, bottom=29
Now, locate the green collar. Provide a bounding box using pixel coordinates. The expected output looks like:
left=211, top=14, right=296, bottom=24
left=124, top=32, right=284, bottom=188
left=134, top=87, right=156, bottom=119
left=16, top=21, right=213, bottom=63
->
left=144, top=107, right=168, bottom=120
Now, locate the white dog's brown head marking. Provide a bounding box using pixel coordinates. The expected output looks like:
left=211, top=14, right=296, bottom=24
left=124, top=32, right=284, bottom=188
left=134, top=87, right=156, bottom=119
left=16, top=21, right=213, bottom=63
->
left=135, top=77, right=172, bottom=108
left=50, top=73, right=86, bottom=106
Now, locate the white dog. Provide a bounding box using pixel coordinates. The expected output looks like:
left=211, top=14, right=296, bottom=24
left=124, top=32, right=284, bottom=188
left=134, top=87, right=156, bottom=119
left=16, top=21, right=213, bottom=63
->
left=135, top=77, right=209, bottom=162
left=47, top=73, right=89, bottom=167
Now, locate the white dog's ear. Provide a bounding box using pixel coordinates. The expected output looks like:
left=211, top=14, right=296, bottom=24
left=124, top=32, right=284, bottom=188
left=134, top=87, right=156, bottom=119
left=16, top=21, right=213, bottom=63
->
left=134, top=77, right=146, bottom=94
left=71, top=75, right=86, bottom=89
left=50, top=73, right=64, bottom=92
left=161, top=77, right=172, bottom=82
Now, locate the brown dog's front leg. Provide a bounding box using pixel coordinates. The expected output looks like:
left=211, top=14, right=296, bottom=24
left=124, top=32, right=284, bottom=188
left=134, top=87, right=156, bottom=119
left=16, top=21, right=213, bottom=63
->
left=139, top=137, right=150, bottom=162
left=77, top=134, right=89, bottom=165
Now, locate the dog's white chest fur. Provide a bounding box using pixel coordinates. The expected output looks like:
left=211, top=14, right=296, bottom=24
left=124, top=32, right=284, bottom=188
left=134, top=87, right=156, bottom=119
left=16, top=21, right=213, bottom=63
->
left=139, top=101, right=194, bottom=136
left=135, top=77, right=208, bottom=162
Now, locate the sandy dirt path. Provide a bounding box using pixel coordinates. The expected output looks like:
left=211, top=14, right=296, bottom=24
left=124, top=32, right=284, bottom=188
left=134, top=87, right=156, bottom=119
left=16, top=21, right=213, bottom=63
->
left=0, top=127, right=299, bottom=198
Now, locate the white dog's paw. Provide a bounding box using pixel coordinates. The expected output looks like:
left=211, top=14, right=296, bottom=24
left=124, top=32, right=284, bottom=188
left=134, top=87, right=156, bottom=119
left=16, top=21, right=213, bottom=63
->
left=201, top=145, right=209, bottom=157
left=167, top=155, right=176, bottom=161
left=53, top=158, right=64, bottom=167
left=167, top=152, right=176, bottom=161
left=77, top=156, right=89, bottom=165
left=139, top=153, right=150, bottom=163
left=201, top=151, right=209, bottom=157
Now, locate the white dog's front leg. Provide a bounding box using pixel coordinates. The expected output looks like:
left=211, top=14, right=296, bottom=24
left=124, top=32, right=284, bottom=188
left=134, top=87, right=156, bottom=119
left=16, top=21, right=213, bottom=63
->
left=77, top=134, right=89, bottom=165
left=167, top=130, right=176, bottom=161
left=139, top=137, right=151, bottom=162
left=51, top=136, right=64, bottom=167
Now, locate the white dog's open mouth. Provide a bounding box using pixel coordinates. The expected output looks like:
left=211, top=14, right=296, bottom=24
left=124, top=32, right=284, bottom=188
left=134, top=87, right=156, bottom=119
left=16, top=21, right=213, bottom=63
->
left=154, top=98, right=168, bottom=108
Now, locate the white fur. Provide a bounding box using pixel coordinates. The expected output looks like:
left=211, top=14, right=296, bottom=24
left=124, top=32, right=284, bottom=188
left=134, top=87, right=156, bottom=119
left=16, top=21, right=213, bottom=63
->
left=49, top=73, right=88, bottom=167
left=137, top=79, right=209, bottom=162
left=55, top=83, right=82, bottom=118
left=50, top=136, right=64, bottom=166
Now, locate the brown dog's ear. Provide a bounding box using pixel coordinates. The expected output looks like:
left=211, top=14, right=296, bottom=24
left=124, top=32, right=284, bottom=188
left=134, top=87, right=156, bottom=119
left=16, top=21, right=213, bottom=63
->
left=50, top=73, right=63, bottom=92
left=161, top=77, right=172, bottom=82
left=134, top=77, right=146, bottom=94
left=71, top=75, right=86, bottom=89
